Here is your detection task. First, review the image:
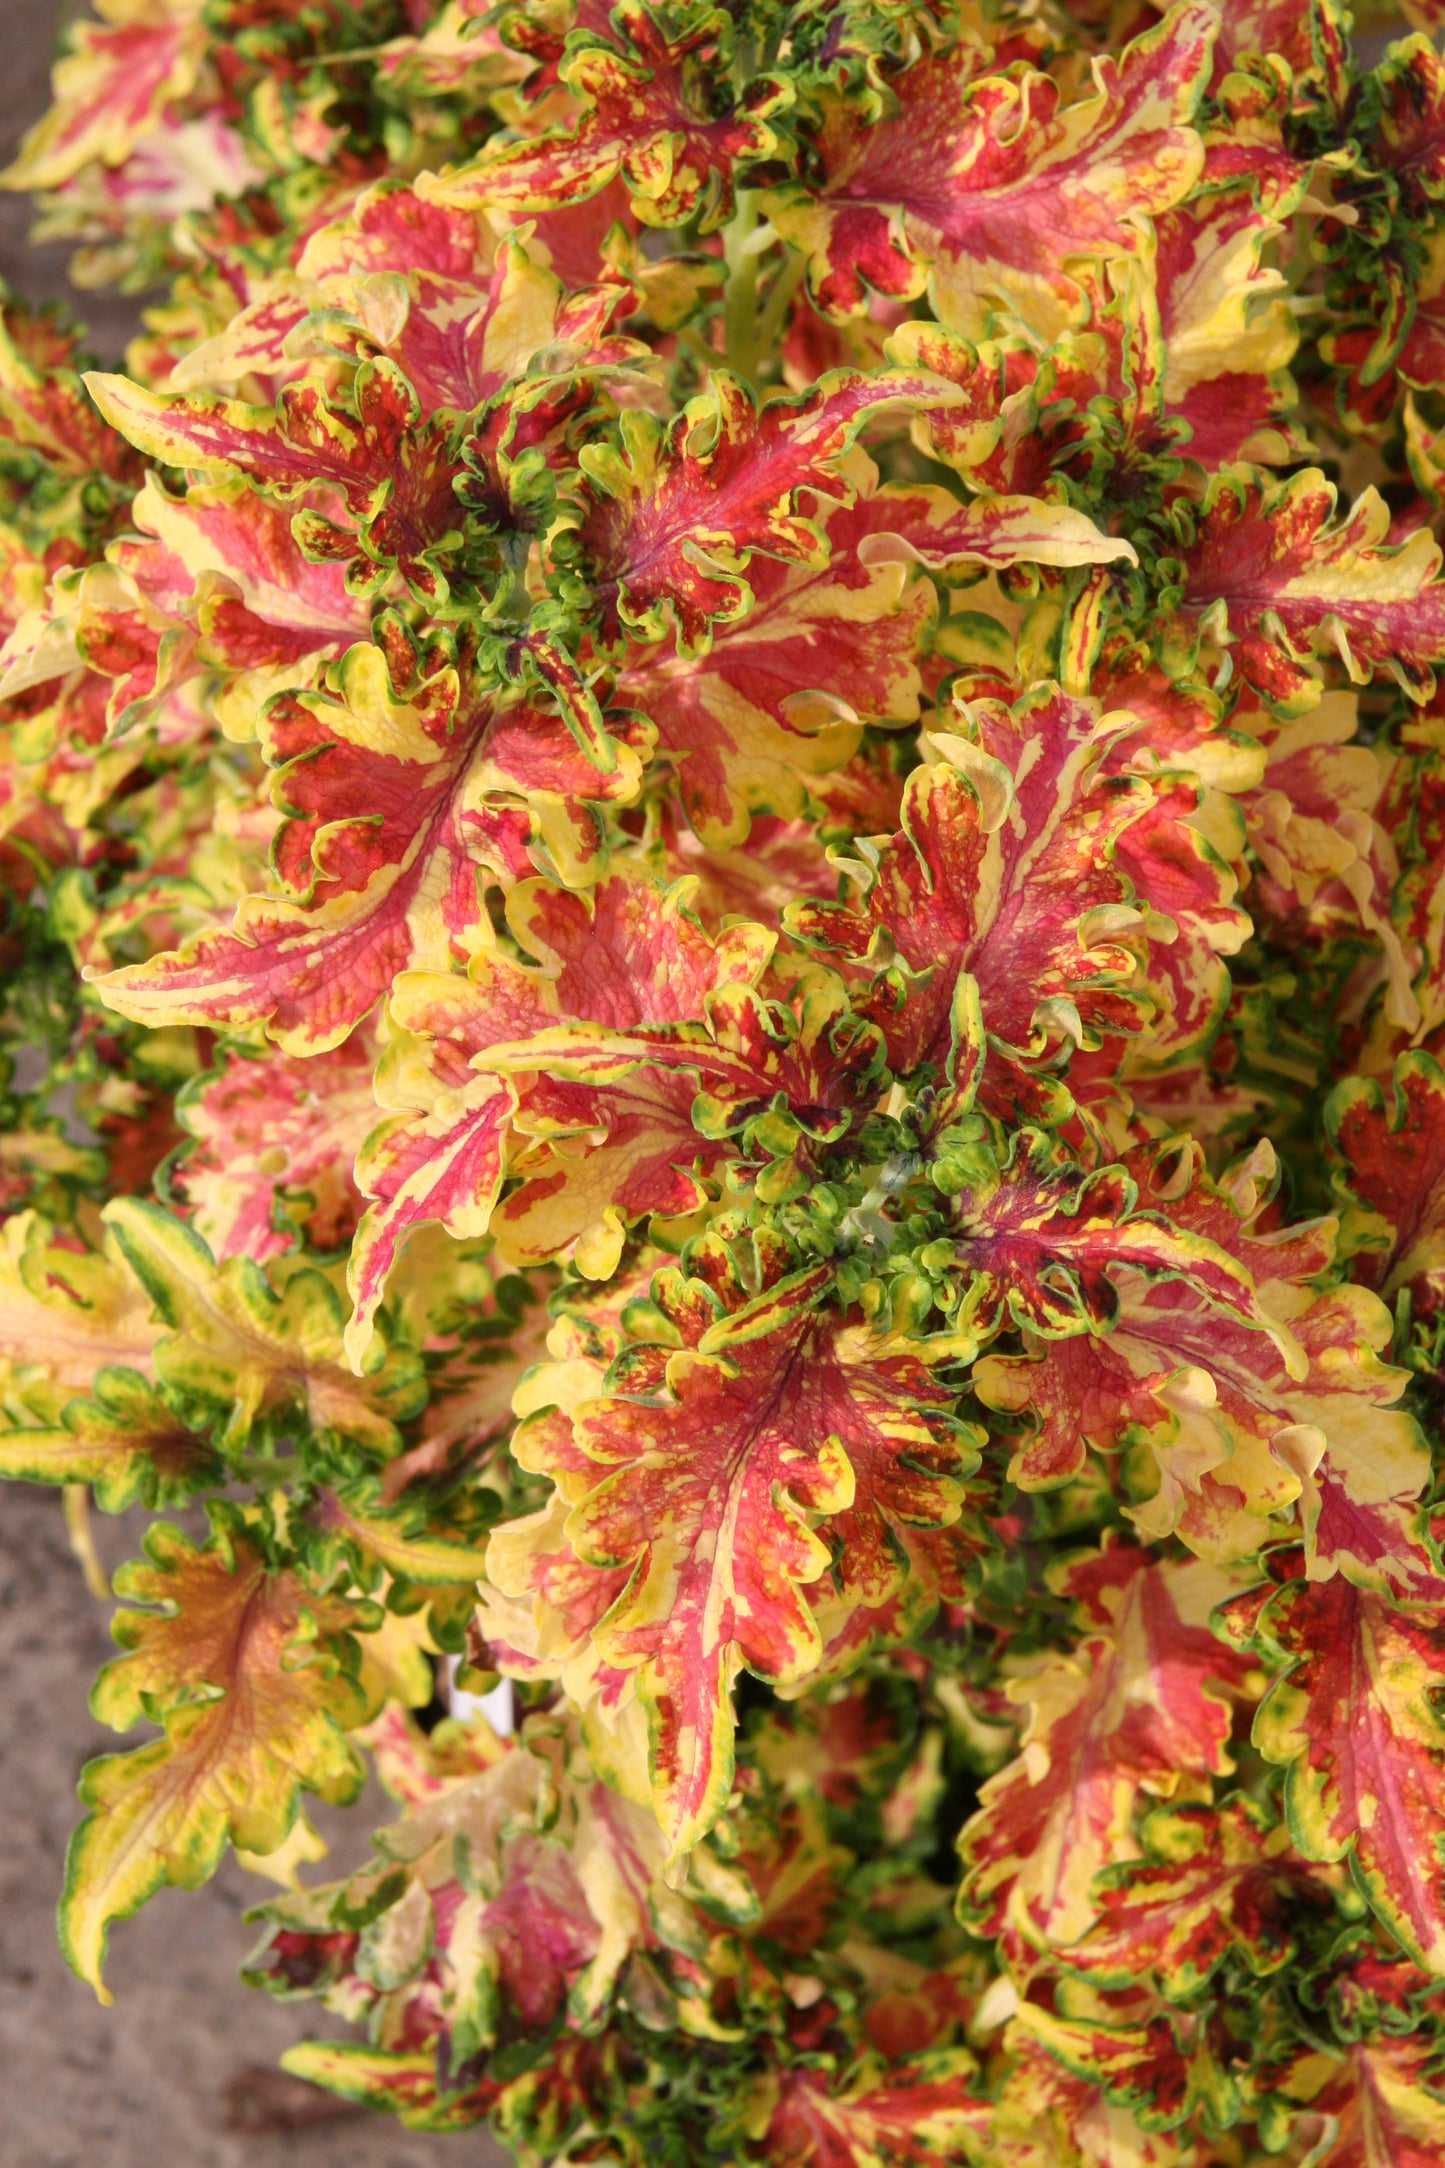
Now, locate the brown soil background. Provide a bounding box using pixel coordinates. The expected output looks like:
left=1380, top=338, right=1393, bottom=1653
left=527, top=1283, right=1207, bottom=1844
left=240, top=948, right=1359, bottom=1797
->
left=0, top=8, right=500, bottom=2162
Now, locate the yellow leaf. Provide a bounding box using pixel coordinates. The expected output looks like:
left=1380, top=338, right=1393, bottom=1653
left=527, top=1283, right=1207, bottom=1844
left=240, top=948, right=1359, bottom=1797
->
left=60, top=1523, right=366, bottom=1999
left=0, top=1211, right=159, bottom=1426
left=102, top=1198, right=423, bottom=1454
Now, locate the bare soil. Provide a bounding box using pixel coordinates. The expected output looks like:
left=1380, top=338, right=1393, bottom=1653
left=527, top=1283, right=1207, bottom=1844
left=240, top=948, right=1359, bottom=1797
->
left=0, top=10, right=500, bottom=2163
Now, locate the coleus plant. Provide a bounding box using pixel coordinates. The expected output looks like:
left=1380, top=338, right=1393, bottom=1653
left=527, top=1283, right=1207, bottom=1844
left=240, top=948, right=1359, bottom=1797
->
left=8, top=0, right=1445, bottom=2160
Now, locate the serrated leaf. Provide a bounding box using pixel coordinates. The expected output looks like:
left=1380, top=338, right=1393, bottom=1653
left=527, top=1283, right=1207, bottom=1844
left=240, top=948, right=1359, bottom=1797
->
left=313, top=1486, right=492, bottom=1587
left=573, top=367, right=961, bottom=655
left=0, top=1367, right=219, bottom=1512
left=974, top=1140, right=1429, bottom=1576
left=253, top=1709, right=675, bottom=2073
left=422, top=3, right=790, bottom=234
left=61, top=1524, right=366, bottom=1999
left=788, top=683, right=1241, bottom=1121
left=1055, top=1797, right=1322, bottom=1996
left=752, top=2051, right=983, bottom=2168
left=1250, top=1576, right=1445, bottom=1972
left=764, top=3, right=1212, bottom=339
left=504, top=1247, right=976, bottom=1854
left=615, top=477, right=936, bottom=849
left=1, top=5, right=205, bottom=193
left=947, top=1130, right=1260, bottom=1347
left=102, top=1198, right=422, bottom=1456
left=960, top=1545, right=1254, bottom=1956
left=346, top=870, right=770, bottom=1355
left=1329, top=1051, right=1445, bottom=1324
left=1262, top=2036, right=1445, bottom=2168
left=0, top=1211, right=161, bottom=1427
left=86, top=359, right=461, bottom=603
left=93, top=644, right=643, bottom=1053
left=1173, top=466, right=1445, bottom=710
left=169, top=1036, right=376, bottom=1266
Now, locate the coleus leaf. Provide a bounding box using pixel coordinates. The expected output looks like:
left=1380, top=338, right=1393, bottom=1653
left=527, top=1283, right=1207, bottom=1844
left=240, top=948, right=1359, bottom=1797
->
left=380, top=1240, right=551, bottom=1492
left=976, top=2028, right=1187, bottom=2168
left=371, top=3, right=537, bottom=104
left=91, top=639, right=644, bottom=1053
left=1054, top=1796, right=1325, bottom=1997
left=273, top=2044, right=498, bottom=2133
left=892, top=182, right=1302, bottom=505
left=1318, top=1941, right=1445, bottom=2039
left=571, top=367, right=965, bottom=655
left=1335, top=126, right=1445, bottom=404
left=1243, top=1575, right=1445, bottom=1972
left=500, top=1239, right=976, bottom=1852
left=613, top=475, right=937, bottom=848
left=479, top=1488, right=636, bottom=1726
left=724, top=1785, right=854, bottom=1961
left=277, top=2029, right=612, bottom=2139
left=172, top=206, right=636, bottom=416
left=787, top=684, right=1242, bottom=1120
left=106, top=471, right=374, bottom=737
left=0, top=556, right=192, bottom=742
left=0, top=1367, right=220, bottom=1512
left=0, top=295, right=139, bottom=480
left=973, top=1141, right=1430, bottom=1576
left=489, top=780, right=1221, bottom=1188
left=168, top=1037, right=376, bottom=1266
left=480, top=933, right=883, bottom=1178
left=365, top=868, right=890, bottom=1317
left=874, top=489, right=1138, bottom=574
left=1150, top=187, right=1302, bottom=471
left=945, top=1129, right=1260, bottom=1349
left=763, top=2, right=1213, bottom=339
left=0, top=1209, right=161, bottom=1425
left=1385, top=727, right=1445, bottom=1043
left=0, top=0, right=206, bottom=194
left=346, top=868, right=770, bottom=1353
left=1206, top=0, right=1327, bottom=81
left=1361, top=31, right=1445, bottom=217
left=423, top=0, right=791, bottom=234
left=251, top=1707, right=679, bottom=2064
left=310, top=1482, right=496, bottom=1592
left=1004, top=1995, right=1221, bottom=2139
left=773, top=363, right=1134, bottom=570
left=1167, top=465, right=1445, bottom=711
left=1328, top=1051, right=1445, bottom=1324
left=85, top=358, right=465, bottom=603
left=103, top=1198, right=423, bottom=1458
left=1232, top=693, right=1418, bottom=1034
left=60, top=1520, right=367, bottom=2000
left=747, top=1673, right=922, bottom=1813
left=748, top=2050, right=983, bottom=2168
left=1259, top=2036, right=1445, bottom=2168
left=959, top=1543, right=1254, bottom=1954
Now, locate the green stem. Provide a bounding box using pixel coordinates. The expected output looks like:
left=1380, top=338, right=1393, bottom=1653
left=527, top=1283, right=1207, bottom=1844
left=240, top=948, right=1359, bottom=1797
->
left=754, top=247, right=808, bottom=369
left=674, top=323, right=723, bottom=389
left=722, top=190, right=760, bottom=383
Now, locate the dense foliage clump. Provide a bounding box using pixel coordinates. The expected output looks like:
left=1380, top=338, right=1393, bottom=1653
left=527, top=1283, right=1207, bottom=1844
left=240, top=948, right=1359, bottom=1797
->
left=6, top=0, right=1445, bottom=2159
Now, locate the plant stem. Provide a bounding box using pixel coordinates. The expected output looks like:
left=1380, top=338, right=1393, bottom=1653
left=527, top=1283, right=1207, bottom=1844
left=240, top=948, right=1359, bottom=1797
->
left=722, top=190, right=760, bottom=383
left=63, top=1485, right=109, bottom=1600
left=754, top=247, right=808, bottom=368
